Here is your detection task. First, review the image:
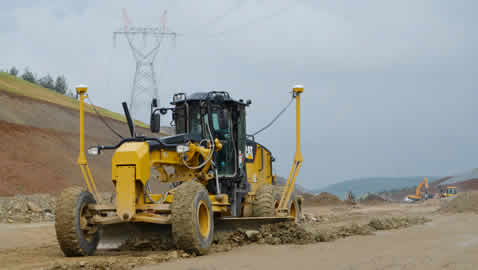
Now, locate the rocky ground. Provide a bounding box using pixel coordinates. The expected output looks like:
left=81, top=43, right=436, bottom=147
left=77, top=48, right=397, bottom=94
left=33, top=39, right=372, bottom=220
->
left=0, top=192, right=476, bottom=269
left=0, top=193, right=56, bottom=223
left=0, top=192, right=113, bottom=224
left=0, top=195, right=450, bottom=270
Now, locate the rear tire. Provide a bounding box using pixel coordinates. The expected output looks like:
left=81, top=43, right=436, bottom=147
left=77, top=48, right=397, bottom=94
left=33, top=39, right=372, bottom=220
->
left=171, top=181, right=214, bottom=255
left=55, top=186, right=100, bottom=257
left=253, top=184, right=275, bottom=217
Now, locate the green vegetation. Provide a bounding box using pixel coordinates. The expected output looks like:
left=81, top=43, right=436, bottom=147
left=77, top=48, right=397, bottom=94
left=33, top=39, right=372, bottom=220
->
left=0, top=72, right=147, bottom=128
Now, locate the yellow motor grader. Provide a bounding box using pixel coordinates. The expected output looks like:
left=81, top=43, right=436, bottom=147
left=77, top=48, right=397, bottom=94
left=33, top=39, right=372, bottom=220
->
left=55, top=85, right=304, bottom=256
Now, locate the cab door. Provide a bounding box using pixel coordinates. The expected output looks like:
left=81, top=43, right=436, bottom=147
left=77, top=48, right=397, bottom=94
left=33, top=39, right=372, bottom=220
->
left=205, top=106, right=236, bottom=177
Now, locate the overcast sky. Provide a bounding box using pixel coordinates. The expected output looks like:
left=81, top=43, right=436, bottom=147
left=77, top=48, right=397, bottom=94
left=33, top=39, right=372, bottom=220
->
left=2, top=0, right=477, bottom=189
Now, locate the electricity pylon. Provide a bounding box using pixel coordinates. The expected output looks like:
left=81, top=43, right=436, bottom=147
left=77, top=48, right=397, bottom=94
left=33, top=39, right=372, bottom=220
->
left=114, top=9, right=177, bottom=121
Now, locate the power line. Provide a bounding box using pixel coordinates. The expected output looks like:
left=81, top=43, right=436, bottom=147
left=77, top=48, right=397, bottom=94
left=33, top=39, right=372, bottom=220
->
left=251, top=95, right=294, bottom=137
left=188, top=2, right=245, bottom=34
left=87, top=96, right=124, bottom=139
left=203, top=5, right=293, bottom=39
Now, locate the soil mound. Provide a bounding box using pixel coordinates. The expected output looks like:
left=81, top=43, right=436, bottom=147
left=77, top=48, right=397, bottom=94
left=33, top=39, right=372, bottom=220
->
left=368, top=216, right=429, bottom=230
left=359, top=193, right=387, bottom=204
left=304, top=192, right=342, bottom=206
left=439, top=191, right=478, bottom=214
left=213, top=216, right=428, bottom=248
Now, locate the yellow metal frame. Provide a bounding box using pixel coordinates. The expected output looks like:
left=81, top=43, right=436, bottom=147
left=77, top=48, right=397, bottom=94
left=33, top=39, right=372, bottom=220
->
left=76, top=84, right=301, bottom=224
left=277, top=85, right=304, bottom=215
left=76, top=85, right=100, bottom=201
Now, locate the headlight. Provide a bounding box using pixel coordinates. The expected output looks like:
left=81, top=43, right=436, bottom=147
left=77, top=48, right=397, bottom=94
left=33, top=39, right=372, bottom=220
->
left=176, top=144, right=190, bottom=153
left=87, top=146, right=101, bottom=156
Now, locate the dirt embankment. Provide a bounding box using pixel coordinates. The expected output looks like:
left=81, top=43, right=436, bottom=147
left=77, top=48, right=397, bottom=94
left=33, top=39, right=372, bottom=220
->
left=439, top=191, right=478, bottom=214
left=0, top=90, right=154, bottom=195
left=359, top=193, right=387, bottom=205
left=302, top=192, right=342, bottom=206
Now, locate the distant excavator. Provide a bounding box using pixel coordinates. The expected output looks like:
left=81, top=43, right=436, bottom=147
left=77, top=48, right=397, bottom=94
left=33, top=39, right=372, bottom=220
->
left=407, top=177, right=431, bottom=201
left=344, top=191, right=357, bottom=204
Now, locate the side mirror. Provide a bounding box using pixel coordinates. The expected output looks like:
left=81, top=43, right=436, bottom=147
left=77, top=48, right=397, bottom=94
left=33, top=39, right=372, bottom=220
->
left=218, top=110, right=228, bottom=130
left=150, top=109, right=161, bottom=133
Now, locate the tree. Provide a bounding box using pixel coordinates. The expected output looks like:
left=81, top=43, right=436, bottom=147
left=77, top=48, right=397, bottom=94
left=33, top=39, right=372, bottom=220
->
left=54, top=75, right=67, bottom=94
left=9, top=66, right=19, bottom=77
left=39, top=74, right=55, bottom=90
left=21, top=68, right=36, bottom=84
left=66, top=90, right=77, bottom=99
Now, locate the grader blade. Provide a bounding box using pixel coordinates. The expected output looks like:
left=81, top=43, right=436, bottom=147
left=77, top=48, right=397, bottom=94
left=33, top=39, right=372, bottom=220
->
left=98, top=223, right=173, bottom=250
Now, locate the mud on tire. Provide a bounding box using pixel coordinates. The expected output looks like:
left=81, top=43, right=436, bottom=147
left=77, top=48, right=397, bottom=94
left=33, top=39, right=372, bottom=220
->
left=253, top=184, right=275, bottom=217
left=55, top=186, right=100, bottom=257
left=171, top=181, right=214, bottom=255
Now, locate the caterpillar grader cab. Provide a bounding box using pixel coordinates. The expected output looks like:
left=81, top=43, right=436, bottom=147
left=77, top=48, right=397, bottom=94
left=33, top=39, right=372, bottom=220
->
left=55, top=85, right=304, bottom=256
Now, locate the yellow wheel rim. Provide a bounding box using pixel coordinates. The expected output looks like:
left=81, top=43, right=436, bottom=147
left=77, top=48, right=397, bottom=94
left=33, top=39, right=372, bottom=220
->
left=197, top=201, right=210, bottom=238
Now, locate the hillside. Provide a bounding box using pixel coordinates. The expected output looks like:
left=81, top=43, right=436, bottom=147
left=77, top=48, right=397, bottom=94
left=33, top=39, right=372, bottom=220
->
left=0, top=72, right=160, bottom=195
left=379, top=171, right=478, bottom=201
left=0, top=72, right=148, bottom=128
left=313, top=176, right=442, bottom=200
left=275, top=176, right=310, bottom=194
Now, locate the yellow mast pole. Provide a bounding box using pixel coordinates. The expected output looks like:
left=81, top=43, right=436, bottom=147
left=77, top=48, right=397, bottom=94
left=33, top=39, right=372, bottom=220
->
left=77, top=85, right=88, bottom=166
left=278, top=85, right=304, bottom=215
left=75, top=85, right=100, bottom=200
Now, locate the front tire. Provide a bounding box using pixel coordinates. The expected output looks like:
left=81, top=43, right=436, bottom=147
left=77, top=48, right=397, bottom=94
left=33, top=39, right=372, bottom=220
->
left=171, top=181, right=214, bottom=255
left=55, top=187, right=100, bottom=257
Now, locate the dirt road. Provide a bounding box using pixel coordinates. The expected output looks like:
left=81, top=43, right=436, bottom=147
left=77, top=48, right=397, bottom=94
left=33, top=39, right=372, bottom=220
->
left=0, top=201, right=476, bottom=270
left=143, top=214, right=478, bottom=270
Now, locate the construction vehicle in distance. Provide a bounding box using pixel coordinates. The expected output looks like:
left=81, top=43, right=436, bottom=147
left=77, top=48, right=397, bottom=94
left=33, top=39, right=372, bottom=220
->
left=440, top=186, right=457, bottom=198
left=407, top=177, right=431, bottom=201
left=344, top=191, right=356, bottom=204
left=55, top=85, right=304, bottom=256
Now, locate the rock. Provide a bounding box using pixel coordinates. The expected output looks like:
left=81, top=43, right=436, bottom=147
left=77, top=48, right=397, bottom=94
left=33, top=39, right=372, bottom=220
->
left=181, top=252, right=190, bottom=258
left=27, top=201, right=42, bottom=213
left=245, top=230, right=260, bottom=241
left=10, top=201, right=24, bottom=212
left=7, top=218, right=13, bottom=223
left=303, top=213, right=319, bottom=223
left=167, top=250, right=179, bottom=260
left=79, top=261, right=86, bottom=267
left=271, top=237, right=281, bottom=245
